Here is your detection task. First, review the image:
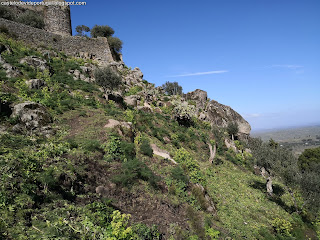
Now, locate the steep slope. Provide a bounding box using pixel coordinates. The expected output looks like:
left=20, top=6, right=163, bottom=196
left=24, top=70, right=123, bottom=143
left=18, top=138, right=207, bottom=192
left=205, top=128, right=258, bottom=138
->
left=0, top=33, right=318, bottom=239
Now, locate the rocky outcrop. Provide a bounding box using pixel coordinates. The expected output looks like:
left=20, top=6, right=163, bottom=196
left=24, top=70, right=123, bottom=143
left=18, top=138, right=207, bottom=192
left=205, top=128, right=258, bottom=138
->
left=20, top=56, right=52, bottom=74
left=124, top=95, right=138, bottom=107
left=185, top=89, right=251, bottom=135
left=185, top=89, right=207, bottom=109
left=11, top=101, right=52, bottom=134
left=150, top=144, right=177, bottom=164
left=206, top=100, right=251, bottom=135
left=25, top=79, right=47, bottom=89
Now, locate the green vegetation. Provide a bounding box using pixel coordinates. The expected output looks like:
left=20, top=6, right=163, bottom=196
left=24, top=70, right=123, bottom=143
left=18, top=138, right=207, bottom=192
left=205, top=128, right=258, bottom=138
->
left=90, top=25, right=123, bottom=55
left=17, top=10, right=45, bottom=29
left=90, top=25, right=115, bottom=38
left=0, top=32, right=318, bottom=239
left=0, top=6, right=15, bottom=21
left=94, top=67, right=122, bottom=90
left=161, top=81, right=183, bottom=95
left=75, top=24, right=90, bottom=36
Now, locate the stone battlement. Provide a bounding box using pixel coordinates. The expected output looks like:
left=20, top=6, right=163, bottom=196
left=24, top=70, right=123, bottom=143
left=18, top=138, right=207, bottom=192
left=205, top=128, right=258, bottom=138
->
left=0, top=18, right=114, bottom=64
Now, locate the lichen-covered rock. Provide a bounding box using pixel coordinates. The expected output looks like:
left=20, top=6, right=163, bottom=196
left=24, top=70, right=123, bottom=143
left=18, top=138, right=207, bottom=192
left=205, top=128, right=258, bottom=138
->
left=206, top=100, right=251, bottom=135
left=172, top=101, right=196, bottom=126
left=11, top=101, right=52, bottom=132
left=20, top=56, right=52, bottom=73
left=124, top=95, right=138, bottom=107
left=186, top=89, right=208, bottom=109
left=25, top=79, right=46, bottom=89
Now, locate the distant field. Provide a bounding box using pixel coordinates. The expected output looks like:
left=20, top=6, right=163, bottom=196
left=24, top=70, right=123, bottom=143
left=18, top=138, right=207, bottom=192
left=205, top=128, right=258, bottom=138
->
left=251, top=125, right=320, bottom=156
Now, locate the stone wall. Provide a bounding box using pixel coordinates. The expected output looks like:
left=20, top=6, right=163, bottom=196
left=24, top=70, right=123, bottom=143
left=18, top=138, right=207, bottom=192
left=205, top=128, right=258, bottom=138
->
left=0, top=18, right=114, bottom=64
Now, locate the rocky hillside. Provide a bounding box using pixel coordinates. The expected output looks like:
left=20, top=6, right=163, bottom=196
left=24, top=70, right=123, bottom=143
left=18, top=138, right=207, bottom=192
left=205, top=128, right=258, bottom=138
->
left=0, top=33, right=319, bottom=239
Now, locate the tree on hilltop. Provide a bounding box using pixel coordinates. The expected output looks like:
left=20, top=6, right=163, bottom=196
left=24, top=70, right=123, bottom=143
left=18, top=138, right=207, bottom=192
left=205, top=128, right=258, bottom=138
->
left=75, top=25, right=90, bottom=36
left=91, top=25, right=115, bottom=38
left=161, top=81, right=183, bottom=96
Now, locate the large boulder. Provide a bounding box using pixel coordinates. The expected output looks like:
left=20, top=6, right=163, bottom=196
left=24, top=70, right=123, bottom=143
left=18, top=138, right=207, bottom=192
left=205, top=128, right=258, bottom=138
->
left=25, top=79, right=46, bottom=89
left=20, top=56, right=52, bottom=74
left=124, top=95, right=138, bottom=107
left=185, top=89, right=208, bottom=109
left=205, top=100, right=251, bottom=135
left=11, top=101, right=52, bottom=133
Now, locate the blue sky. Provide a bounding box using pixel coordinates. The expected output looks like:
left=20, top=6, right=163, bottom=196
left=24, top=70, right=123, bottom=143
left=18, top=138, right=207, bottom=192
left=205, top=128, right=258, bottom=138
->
left=69, top=0, right=320, bottom=131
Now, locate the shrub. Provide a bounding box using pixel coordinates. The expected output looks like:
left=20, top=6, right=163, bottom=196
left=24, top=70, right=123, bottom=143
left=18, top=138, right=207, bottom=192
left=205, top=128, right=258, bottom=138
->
left=171, top=165, right=189, bottom=185
left=0, top=6, right=15, bottom=20
left=140, top=138, right=153, bottom=157
left=90, top=25, right=114, bottom=38
left=17, top=11, right=45, bottom=29
left=271, top=217, right=293, bottom=237
left=0, top=25, right=9, bottom=34
left=94, top=67, right=122, bottom=90
left=227, top=122, right=238, bottom=140
left=132, top=224, right=162, bottom=240
left=125, top=86, right=142, bottom=96
left=108, top=36, right=123, bottom=53
left=112, top=158, right=160, bottom=188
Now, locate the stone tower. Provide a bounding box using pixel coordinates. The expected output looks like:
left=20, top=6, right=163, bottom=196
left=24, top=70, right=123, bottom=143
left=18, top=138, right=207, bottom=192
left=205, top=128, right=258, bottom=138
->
left=43, top=0, right=72, bottom=36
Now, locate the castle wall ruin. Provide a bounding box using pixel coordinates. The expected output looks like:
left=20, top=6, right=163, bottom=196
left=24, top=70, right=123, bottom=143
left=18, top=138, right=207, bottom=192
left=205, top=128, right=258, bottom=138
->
left=0, top=18, right=114, bottom=64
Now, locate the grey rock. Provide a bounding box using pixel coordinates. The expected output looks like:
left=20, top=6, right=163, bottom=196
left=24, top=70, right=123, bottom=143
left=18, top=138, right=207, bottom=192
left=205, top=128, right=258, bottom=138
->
left=206, top=100, right=251, bottom=135
left=11, top=101, right=52, bottom=132
left=25, top=79, right=46, bottom=89
left=124, top=95, right=138, bottom=107
left=2, top=63, right=22, bottom=78
left=20, top=56, right=52, bottom=73
left=186, top=89, right=208, bottom=109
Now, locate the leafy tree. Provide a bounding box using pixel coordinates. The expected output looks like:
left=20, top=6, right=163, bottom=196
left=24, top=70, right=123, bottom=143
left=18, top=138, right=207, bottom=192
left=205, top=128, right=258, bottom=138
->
left=298, top=147, right=320, bottom=212
left=161, top=81, right=183, bottom=96
left=90, top=25, right=115, bottom=38
left=298, top=146, right=320, bottom=171
left=17, top=11, right=45, bottom=29
left=227, top=122, right=239, bottom=140
left=108, top=36, right=123, bottom=53
left=75, top=25, right=90, bottom=36
left=94, top=67, right=122, bottom=90
left=248, top=138, right=300, bottom=204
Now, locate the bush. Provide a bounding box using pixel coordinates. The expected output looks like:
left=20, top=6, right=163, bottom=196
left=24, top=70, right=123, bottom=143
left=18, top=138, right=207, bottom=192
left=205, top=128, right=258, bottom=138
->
left=112, top=158, right=160, bottom=188
left=171, top=165, right=189, bottom=185
left=91, top=25, right=114, bottom=38
left=0, top=6, right=15, bottom=21
left=140, top=138, right=153, bottom=157
left=94, top=67, right=122, bottom=90
left=17, top=11, right=45, bottom=29
left=108, top=36, right=123, bottom=53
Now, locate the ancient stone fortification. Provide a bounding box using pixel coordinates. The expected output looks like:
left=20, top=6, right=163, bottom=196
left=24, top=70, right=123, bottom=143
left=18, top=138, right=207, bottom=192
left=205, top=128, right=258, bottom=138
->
left=0, top=0, right=72, bottom=36
left=43, top=0, right=72, bottom=36
left=0, top=18, right=113, bottom=64
left=0, top=0, right=117, bottom=63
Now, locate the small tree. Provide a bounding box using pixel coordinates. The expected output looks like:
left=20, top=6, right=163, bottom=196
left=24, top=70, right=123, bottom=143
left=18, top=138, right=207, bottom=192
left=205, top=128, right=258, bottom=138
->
left=75, top=25, right=90, bottom=36
left=17, top=11, right=44, bottom=29
left=90, top=25, right=115, bottom=38
left=94, top=67, right=122, bottom=90
left=108, top=36, right=123, bottom=53
left=161, top=81, right=183, bottom=96
left=227, top=122, right=238, bottom=141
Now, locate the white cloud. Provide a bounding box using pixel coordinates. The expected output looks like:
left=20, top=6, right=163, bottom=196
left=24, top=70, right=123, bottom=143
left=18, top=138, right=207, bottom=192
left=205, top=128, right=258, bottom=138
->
left=166, top=70, right=228, bottom=77
left=269, top=64, right=304, bottom=69
left=243, top=113, right=262, bottom=118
